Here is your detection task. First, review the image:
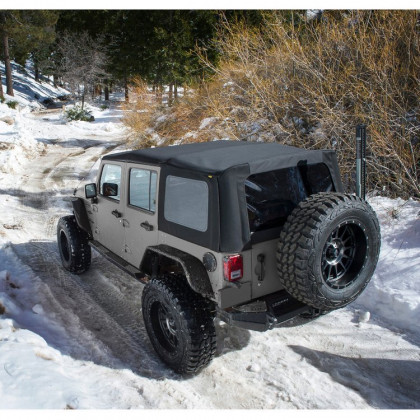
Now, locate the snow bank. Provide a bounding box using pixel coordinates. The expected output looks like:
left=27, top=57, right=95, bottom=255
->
left=0, top=111, right=46, bottom=174
left=0, top=258, right=148, bottom=409
left=355, top=197, right=420, bottom=335
left=1, top=61, right=69, bottom=110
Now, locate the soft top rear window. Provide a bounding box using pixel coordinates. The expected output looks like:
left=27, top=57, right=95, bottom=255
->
left=246, top=163, right=333, bottom=233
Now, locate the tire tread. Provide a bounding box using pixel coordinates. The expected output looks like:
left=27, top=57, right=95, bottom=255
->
left=57, top=215, right=91, bottom=273
left=142, top=275, right=216, bottom=375
left=276, top=193, right=380, bottom=310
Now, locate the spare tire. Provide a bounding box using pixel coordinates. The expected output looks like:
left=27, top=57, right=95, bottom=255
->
left=276, top=193, right=380, bottom=310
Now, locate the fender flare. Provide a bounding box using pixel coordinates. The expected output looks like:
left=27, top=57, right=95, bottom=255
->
left=71, top=197, right=92, bottom=235
left=141, top=244, right=214, bottom=299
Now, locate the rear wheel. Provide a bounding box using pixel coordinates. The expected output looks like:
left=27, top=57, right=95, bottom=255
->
left=142, top=275, right=216, bottom=374
left=277, top=193, right=380, bottom=310
left=57, top=215, right=91, bottom=274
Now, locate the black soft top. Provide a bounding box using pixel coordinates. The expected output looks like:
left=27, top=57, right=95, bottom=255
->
left=102, top=140, right=337, bottom=176
left=103, top=140, right=343, bottom=252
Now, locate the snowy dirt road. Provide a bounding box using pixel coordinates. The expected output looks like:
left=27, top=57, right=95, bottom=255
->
left=1, top=104, right=419, bottom=409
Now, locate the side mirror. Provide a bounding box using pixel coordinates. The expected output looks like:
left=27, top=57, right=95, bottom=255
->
left=103, top=182, right=118, bottom=197
left=85, top=183, right=97, bottom=199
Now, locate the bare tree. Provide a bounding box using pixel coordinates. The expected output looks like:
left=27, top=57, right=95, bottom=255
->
left=57, top=31, right=108, bottom=109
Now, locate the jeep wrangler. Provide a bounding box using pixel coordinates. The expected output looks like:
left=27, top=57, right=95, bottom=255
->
left=57, top=140, right=380, bottom=374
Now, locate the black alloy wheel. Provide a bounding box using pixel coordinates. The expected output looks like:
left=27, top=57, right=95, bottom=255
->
left=321, top=221, right=367, bottom=289
left=153, top=301, right=178, bottom=351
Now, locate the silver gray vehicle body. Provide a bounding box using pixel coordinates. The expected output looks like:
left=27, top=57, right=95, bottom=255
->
left=74, top=141, right=343, bottom=310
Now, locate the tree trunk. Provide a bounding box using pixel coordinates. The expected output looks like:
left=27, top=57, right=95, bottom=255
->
left=124, top=79, right=129, bottom=101
left=3, top=33, right=14, bottom=96
left=174, top=83, right=178, bottom=100
left=0, top=68, right=4, bottom=100
left=156, top=85, right=161, bottom=104
left=34, top=61, right=40, bottom=82
left=104, top=79, right=109, bottom=101
left=81, top=84, right=85, bottom=110
left=53, top=74, right=58, bottom=88
left=168, top=83, right=173, bottom=106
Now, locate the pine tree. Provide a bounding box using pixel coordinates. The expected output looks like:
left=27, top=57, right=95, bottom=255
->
left=0, top=11, right=58, bottom=95
left=54, top=10, right=263, bottom=102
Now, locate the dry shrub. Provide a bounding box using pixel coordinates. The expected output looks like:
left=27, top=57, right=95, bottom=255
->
left=125, top=11, right=419, bottom=198
left=122, top=78, right=162, bottom=148
left=123, top=77, right=230, bottom=147
left=203, top=11, right=420, bottom=198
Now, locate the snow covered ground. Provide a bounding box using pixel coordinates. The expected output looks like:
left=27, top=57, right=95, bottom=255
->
left=0, top=66, right=419, bottom=409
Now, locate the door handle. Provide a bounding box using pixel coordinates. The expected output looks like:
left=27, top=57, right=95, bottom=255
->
left=140, top=221, right=154, bottom=231
left=257, top=253, right=265, bottom=283
left=112, top=209, right=122, bottom=218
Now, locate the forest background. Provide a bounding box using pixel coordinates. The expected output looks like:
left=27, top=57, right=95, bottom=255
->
left=0, top=9, right=418, bottom=198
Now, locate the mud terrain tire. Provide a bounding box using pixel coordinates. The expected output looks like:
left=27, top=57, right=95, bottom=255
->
left=142, top=275, right=216, bottom=375
left=57, top=215, right=91, bottom=274
left=277, top=193, right=380, bottom=310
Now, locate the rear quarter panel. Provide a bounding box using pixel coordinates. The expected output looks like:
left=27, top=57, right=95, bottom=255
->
left=158, top=232, right=253, bottom=309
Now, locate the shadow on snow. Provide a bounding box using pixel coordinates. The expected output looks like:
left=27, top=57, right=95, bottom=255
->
left=2, top=240, right=251, bottom=381
left=290, top=344, right=420, bottom=409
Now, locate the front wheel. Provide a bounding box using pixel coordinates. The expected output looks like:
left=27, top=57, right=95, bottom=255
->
left=57, top=215, right=91, bottom=274
left=277, top=193, right=380, bottom=310
left=142, top=275, right=216, bottom=374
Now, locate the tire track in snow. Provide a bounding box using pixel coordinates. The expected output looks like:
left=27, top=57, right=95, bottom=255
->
left=10, top=241, right=234, bottom=408
left=11, top=240, right=167, bottom=380
left=4, top=112, right=167, bottom=372
left=6, top=116, right=171, bottom=378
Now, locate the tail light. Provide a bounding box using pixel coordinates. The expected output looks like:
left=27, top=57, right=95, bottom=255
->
left=223, top=254, right=243, bottom=282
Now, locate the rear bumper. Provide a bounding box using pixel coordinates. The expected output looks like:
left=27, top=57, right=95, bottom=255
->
left=217, top=290, right=311, bottom=332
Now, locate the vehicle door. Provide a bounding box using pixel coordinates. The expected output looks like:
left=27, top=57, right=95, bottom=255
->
left=122, top=164, right=159, bottom=268
left=94, top=162, right=126, bottom=257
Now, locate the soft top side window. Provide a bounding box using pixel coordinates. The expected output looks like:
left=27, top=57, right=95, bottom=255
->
left=164, top=175, right=209, bottom=232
